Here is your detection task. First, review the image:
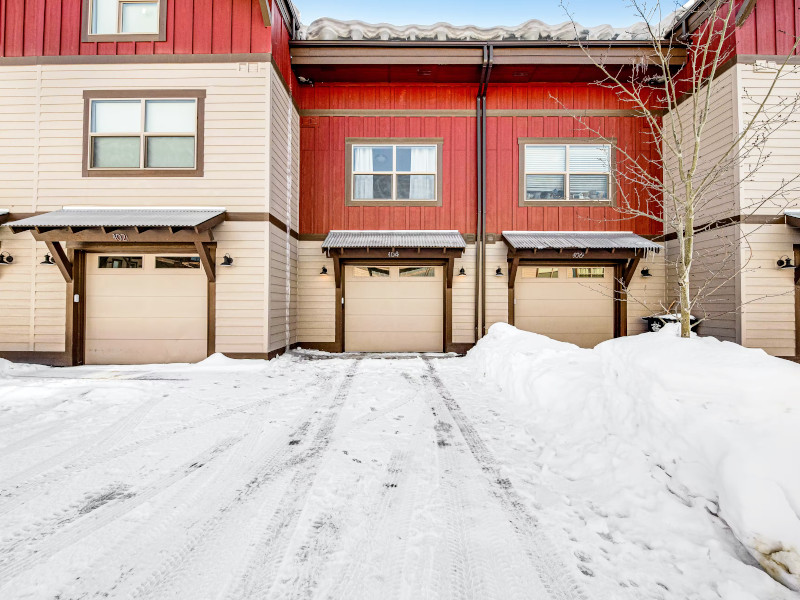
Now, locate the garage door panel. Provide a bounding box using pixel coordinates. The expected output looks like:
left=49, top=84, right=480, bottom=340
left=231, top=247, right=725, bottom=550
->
left=86, top=317, right=207, bottom=340
left=344, top=265, right=443, bottom=352
left=346, top=297, right=442, bottom=316
left=87, top=296, right=207, bottom=318
left=87, top=275, right=206, bottom=298
left=85, top=339, right=207, bottom=365
left=85, top=253, right=207, bottom=364
left=515, top=265, right=614, bottom=348
left=345, top=331, right=442, bottom=353
left=345, top=314, right=442, bottom=333
left=515, top=316, right=615, bottom=335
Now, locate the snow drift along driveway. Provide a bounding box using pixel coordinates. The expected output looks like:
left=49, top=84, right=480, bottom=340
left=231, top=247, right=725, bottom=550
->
left=470, top=323, right=800, bottom=597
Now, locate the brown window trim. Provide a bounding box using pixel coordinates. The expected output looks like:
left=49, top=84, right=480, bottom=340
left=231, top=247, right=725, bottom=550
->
left=81, top=0, right=168, bottom=42
left=345, top=137, right=444, bottom=207
left=82, top=89, right=205, bottom=178
left=518, top=137, right=617, bottom=208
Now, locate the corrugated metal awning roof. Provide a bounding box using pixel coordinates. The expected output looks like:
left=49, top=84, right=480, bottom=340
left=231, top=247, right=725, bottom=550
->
left=322, top=230, right=466, bottom=249
left=4, top=208, right=226, bottom=231
left=503, top=231, right=661, bottom=252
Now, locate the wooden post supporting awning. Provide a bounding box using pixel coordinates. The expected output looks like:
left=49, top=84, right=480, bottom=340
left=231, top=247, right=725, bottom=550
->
left=2, top=208, right=226, bottom=283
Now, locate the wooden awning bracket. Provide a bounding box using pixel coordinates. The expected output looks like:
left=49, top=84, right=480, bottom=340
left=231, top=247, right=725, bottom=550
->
left=194, top=241, right=216, bottom=283
left=45, top=241, right=73, bottom=283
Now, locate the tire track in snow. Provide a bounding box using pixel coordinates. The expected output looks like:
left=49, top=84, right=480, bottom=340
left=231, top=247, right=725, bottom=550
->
left=0, top=437, right=239, bottom=589
left=122, top=360, right=361, bottom=600
left=220, top=360, right=362, bottom=600
left=424, top=359, right=587, bottom=600
left=0, top=395, right=162, bottom=514
left=0, top=369, right=325, bottom=525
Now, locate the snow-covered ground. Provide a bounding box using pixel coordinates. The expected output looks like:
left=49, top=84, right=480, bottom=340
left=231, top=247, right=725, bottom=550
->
left=0, top=326, right=798, bottom=599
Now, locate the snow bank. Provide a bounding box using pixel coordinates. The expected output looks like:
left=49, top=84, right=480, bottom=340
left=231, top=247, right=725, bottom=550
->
left=468, top=323, right=800, bottom=591
left=0, top=357, right=50, bottom=376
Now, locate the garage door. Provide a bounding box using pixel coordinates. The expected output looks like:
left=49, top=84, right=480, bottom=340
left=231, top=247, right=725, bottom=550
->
left=345, top=265, right=443, bottom=352
left=515, top=265, right=614, bottom=348
left=85, top=254, right=207, bottom=365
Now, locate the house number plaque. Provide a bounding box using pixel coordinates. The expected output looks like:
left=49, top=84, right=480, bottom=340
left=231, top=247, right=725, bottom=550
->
left=112, top=233, right=129, bottom=242
left=572, top=251, right=585, bottom=258
left=387, top=251, right=400, bottom=258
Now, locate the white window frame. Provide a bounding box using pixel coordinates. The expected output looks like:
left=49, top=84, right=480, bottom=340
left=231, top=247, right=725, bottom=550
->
left=83, top=0, right=166, bottom=41
left=345, top=138, right=444, bottom=207
left=518, top=138, right=615, bottom=207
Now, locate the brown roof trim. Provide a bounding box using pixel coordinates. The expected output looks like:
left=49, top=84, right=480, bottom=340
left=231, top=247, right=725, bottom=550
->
left=0, top=53, right=272, bottom=66
left=655, top=213, right=788, bottom=242
left=291, top=43, right=684, bottom=67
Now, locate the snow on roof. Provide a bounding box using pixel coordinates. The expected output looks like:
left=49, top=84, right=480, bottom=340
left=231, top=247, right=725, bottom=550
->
left=503, top=230, right=662, bottom=251
left=322, top=230, right=466, bottom=249
left=3, top=208, right=226, bottom=230
left=301, top=17, right=661, bottom=42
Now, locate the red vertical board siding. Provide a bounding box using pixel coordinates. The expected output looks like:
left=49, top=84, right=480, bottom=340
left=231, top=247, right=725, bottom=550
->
left=4, top=0, right=24, bottom=56
left=3, top=0, right=273, bottom=57
left=298, top=83, right=662, bottom=236
left=24, top=0, right=45, bottom=55
left=211, top=0, right=232, bottom=53
left=43, top=0, right=62, bottom=55
left=270, top=1, right=292, bottom=89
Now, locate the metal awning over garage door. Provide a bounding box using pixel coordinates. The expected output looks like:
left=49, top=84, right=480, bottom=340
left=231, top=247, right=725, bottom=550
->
left=3, top=208, right=226, bottom=283
left=321, top=230, right=466, bottom=353
left=503, top=231, right=662, bottom=343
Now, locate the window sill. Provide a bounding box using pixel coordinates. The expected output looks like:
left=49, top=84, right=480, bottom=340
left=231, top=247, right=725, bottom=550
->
left=84, top=168, right=203, bottom=178
left=345, top=199, right=443, bottom=207
left=83, top=33, right=166, bottom=43
left=518, top=199, right=614, bottom=208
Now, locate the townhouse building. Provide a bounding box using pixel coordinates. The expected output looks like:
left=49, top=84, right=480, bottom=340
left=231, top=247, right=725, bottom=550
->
left=0, top=0, right=797, bottom=363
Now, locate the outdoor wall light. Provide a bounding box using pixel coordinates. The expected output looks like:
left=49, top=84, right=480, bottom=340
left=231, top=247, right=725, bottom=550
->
left=457, top=267, right=466, bottom=277
left=641, top=267, right=653, bottom=277
left=320, top=265, right=328, bottom=275
left=41, top=253, right=55, bottom=265
left=0, top=251, right=14, bottom=265
left=495, top=267, right=504, bottom=277
left=221, top=253, right=234, bottom=266
left=777, top=255, right=795, bottom=269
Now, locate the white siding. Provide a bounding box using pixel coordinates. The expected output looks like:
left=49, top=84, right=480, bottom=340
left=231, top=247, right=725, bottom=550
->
left=737, top=63, right=800, bottom=215
left=297, top=240, right=336, bottom=344
left=739, top=223, right=798, bottom=356
left=484, top=241, right=509, bottom=333
left=214, top=221, right=269, bottom=354
left=453, top=243, right=477, bottom=344
left=626, top=251, right=668, bottom=335
left=268, top=223, right=298, bottom=352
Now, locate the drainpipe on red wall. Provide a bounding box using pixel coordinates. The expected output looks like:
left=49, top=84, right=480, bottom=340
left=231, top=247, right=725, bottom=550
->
left=475, top=45, right=493, bottom=341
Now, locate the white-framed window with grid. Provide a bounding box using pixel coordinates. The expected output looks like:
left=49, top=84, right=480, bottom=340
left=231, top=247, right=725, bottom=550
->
left=519, top=139, right=614, bottom=206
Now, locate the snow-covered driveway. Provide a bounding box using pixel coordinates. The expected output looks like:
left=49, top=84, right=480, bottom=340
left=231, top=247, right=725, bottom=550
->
left=0, top=353, right=585, bottom=600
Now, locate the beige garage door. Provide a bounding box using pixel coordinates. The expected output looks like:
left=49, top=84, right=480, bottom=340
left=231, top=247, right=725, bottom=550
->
left=345, top=265, right=443, bottom=352
left=85, top=254, right=207, bottom=365
left=515, top=265, right=614, bottom=348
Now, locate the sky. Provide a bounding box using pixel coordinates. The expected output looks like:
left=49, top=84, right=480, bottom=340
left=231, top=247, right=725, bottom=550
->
left=292, top=0, right=648, bottom=28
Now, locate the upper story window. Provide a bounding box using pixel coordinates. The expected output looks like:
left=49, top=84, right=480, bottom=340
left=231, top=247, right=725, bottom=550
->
left=83, top=0, right=167, bottom=41
left=345, top=138, right=443, bottom=207
left=518, top=139, right=614, bottom=207
left=83, top=90, right=205, bottom=178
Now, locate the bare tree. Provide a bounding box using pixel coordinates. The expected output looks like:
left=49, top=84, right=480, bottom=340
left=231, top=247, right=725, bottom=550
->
left=561, top=0, right=800, bottom=337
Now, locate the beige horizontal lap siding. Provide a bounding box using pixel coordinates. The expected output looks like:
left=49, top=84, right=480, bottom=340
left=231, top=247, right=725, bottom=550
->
left=626, top=251, right=667, bottom=335
left=663, top=67, right=738, bottom=225
left=297, top=241, right=335, bottom=343
left=737, top=63, right=800, bottom=216
left=453, top=243, right=477, bottom=344
left=267, top=223, right=297, bottom=352
left=484, top=241, right=509, bottom=333
left=739, top=224, right=798, bottom=356
left=0, top=62, right=270, bottom=212
left=666, top=227, right=740, bottom=342
left=267, top=64, right=299, bottom=353
left=214, top=221, right=268, bottom=354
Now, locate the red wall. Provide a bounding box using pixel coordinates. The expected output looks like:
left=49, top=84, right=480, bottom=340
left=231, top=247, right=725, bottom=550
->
left=0, top=0, right=271, bottom=56
left=298, top=83, right=661, bottom=236
left=736, top=0, right=800, bottom=55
